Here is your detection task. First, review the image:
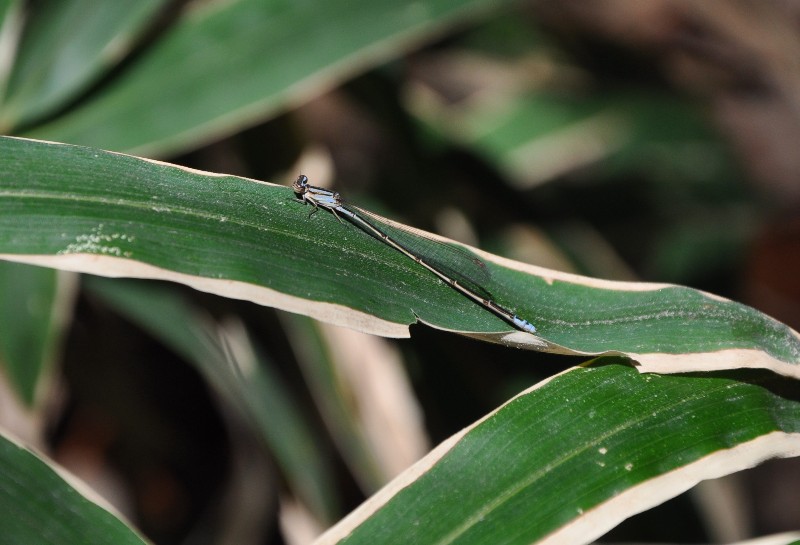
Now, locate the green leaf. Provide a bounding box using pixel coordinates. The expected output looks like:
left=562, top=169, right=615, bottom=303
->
left=413, top=89, right=733, bottom=189
left=0, top=0, right=18, bottom=26
left=0, top=0, right=166, bottom=129
left=316, top=361, right=800, bottom=545
left=0, top=1, right=24, bottom=93
left=1, top=137, right=799, bottom=379
left=0, top=431, right=149, bottom=544
left=0, top=261, right=71, bottom=408
left=23, top=0, right=517, bottom=156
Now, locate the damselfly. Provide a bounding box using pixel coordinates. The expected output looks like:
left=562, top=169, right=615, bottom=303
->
left=292, top=175, right=536, bottom=334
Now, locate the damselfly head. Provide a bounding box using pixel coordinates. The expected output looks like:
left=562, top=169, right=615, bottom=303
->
left=292, top=175, right=309, bottom=194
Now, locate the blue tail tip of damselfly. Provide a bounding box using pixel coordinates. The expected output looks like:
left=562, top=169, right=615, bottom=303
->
left=513, top=316, right=537, bottom=334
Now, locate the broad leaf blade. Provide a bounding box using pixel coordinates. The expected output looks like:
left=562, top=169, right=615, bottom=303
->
left=316, top=361, right=800, bottom=545
left=1, top=137, right=799, bottom=379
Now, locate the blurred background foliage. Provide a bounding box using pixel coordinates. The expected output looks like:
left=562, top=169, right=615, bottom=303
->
left=1, top=0, right=800, bottom=543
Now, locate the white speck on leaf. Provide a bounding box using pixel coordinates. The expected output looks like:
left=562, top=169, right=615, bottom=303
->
left=59, top=224, right=135, bottom=258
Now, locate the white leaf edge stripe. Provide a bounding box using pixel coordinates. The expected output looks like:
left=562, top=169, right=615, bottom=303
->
left=313, top=368, right=800, bottom=545
left=0, top=253, right=408, bottom=338
left=630, top=348, right=800, bottom=380
left=733, top=532, right=800, bottom=545
left=540, top=431, right=800, bottom=545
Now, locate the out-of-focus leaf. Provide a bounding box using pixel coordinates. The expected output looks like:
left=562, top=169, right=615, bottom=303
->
left=0, top=1, right=23, bottom=91
left=0, top=431, right=149, bottom=545
left=0, top=0, right=166, bottom=129
left=0, top=261, right=71, bottom=407
left=83, top=276, right=340, bottom=523
left=24, top=0, right=519, bottom=156
left=411, top=88, right=734, bottom=190
left=283, top=314, right=429, bottom=494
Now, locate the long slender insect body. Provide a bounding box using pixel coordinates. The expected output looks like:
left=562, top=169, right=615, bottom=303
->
left=292, top=175, right=536, bottom=334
